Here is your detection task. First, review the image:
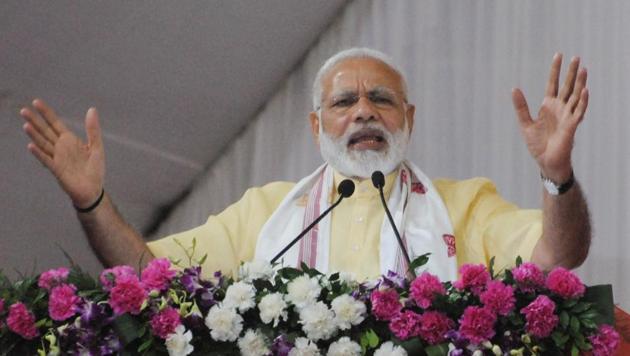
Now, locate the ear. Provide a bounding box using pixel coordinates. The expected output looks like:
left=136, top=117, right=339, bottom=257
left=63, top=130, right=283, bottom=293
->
left=405, top=103, right=416, bottom=134
left=309, top=111, right=321, bottom=144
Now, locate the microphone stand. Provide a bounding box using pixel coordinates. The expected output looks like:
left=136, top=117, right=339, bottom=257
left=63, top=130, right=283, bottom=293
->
left=372, top=171, right=416, bottom=279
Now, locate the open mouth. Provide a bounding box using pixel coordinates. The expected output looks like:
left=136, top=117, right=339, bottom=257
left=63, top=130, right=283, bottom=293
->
left=348, top=128, right=386, bottom=146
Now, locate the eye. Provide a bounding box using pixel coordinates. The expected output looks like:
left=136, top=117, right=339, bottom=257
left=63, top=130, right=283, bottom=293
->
left=370, top=94, right=394, bottom=105
left=332, top=96, right=356, bottom=107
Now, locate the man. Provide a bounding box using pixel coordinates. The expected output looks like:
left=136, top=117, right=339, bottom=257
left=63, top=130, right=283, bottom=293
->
left=19, top=48, right=591, bottom=280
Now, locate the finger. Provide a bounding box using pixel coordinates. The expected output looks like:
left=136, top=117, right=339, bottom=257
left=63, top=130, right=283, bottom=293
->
left=512, top=88, right=534, bottom=128
left=558, top=56, right=580, bottom=102
left=32, top=99, right=69, bottom=135
left=567, top=68, right=588, bottom=112
left=573, top=88, right=589, bottom=123
left=85, top=107, right=103, bottom=150
left=20, top=107, right=58, bottom=144
left=545, top=53, right=563, bottom=97
left=23, top=122, right=55, bottom=156
left=27, top=142, right=54, bottom=170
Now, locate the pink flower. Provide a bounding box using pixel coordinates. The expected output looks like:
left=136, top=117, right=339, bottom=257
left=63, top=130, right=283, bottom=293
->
left=100, top=265, right=136, bottom=291
left=370, top=289, right=402, bottom=321
left=38, top=267, right=69, bottom=291
left=418, top=311, right=454, bottom=345
left=150, top=307, right=181, bottom=339
left=6, top=302, right=39, bottom=340
left=545, top=267, right=585, bottom=299
left=480, top=280, right=515, bottom=316
left=49, top=283, right=81, bottom=321
left=453, top=264, right=490, bottom=295
left=410, top=272, right=445, bottom=309
left=512, top=262, right=545, bottom=293
left=520, top=295, right=559, bottom=338
left=458, top=306, right=496, bottom=344
left=588, top=324, right=620, bottom=356
left=108, top=274, right=147, bottom=315
left=0, top=298, right=4, bottom=314
left=141, top=258, right=177, bottom=292
left=389, top=310, right=422, bottom=340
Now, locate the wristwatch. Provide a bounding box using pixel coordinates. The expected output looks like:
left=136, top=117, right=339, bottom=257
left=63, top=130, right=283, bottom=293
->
left=541, top=171, right=575, bottom=195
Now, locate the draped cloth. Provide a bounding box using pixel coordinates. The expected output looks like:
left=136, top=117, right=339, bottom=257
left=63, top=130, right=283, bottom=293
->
left=254, top=161, right=458, bottom=281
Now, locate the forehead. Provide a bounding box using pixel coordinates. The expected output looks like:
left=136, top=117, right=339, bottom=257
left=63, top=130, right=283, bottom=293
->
left=321, top=58, right=404, bottom=96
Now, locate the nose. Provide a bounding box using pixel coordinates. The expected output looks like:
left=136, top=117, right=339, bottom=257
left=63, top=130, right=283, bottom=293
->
left=351, top=96, right=378, bottom=122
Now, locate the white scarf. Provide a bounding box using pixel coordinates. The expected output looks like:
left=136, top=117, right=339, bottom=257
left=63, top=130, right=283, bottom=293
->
left=254, top=162, right=458, bottom=281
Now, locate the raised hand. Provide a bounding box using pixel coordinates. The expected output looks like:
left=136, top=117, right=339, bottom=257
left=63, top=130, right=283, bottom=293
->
left=20, top=99, right=105, bottom=208
left=511, top=53, right=589, bottom=183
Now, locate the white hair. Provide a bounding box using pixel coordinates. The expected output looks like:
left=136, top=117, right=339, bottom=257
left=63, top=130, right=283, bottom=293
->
left=311, top=47, right=408, bottom=111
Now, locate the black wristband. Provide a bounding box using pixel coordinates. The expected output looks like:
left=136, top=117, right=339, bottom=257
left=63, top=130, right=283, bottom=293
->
left=74, top=189, right=105, bottom=213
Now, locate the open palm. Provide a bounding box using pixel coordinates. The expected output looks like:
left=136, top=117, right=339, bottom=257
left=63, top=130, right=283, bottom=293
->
left=21, top=99, right=105, bottom=208
left=512, top=54, right=589, bottom=182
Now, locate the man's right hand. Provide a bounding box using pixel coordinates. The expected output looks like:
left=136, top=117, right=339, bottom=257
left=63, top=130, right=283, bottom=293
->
left=20, top=99, right=105, bottom=209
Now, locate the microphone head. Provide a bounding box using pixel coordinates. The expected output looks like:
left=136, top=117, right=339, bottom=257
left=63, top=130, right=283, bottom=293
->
left=371, top=171, right=385, bottom=189
left=337, top=179, right=355, bottom=198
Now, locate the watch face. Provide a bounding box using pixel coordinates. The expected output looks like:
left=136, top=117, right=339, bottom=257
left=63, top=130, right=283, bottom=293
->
left=543, top=179, right=560, bottom=195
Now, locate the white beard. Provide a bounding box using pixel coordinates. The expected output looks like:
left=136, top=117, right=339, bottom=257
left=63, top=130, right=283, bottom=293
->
left=318, top=120, right=410, bottom=179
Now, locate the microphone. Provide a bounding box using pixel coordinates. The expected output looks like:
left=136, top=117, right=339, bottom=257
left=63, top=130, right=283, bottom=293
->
left=270, top=179, right=355, bottom=264
left=371, top=171, right=416, bottom=278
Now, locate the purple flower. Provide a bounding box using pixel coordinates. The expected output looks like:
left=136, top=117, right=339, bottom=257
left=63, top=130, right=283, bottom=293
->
left=370, top=289, right=402, bottom=321
left=458, top=306, right=496, bottom=344
left=480, top=280, right=515, bottom=316
left=589, top=324, right=620, bottom=356
left=545, top=267, right=585, bottom=299
left=389, top=310, right=422, bottom=340
left=520, top=295, right=559, bottom=338
left=181, top=267, right=216, bottom=308
left=79, top=301, right=111, bottom=328
left=49, top=283, right=81, bottom=321
left=512, top=262, right=545, bottom=293
left=271, top=335, right=294, bottom=356
left=453, top=264, right=490, bottom=295
left=38, top=267, right=69, bottom=291
left=417, top=311, right=454, bottom=345
left=410, top=272, right=445, bottom=309
left=141, top=258, right=177, bottom=292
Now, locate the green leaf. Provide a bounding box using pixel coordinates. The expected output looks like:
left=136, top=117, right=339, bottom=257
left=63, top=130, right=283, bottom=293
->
left=571, top=345, right=579, bottom=356
left=571, top=302, right=590, bottom=314
left=583, top=284, right=615, bottom=325
left=426, top=343, right=449, bottom=356
left=570, top=316, right=581, bottom=336
left=137, top=337, right=153, bottom=353
left=198, top=254, right=208, bottom=265
left=488, top=256, right=496, bottom=278
left=551, top=331, right=570, bottom=348
left=560, top=311, right=570, bottom=329
left=515, top=256, right=523, bottom=266
left=112, top=314, right=143, bottom=346
left=409, top=253, right=431, bottom=271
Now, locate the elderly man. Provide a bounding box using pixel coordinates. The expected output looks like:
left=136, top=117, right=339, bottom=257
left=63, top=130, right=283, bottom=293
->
left=20, top=48, right=591, bottom=280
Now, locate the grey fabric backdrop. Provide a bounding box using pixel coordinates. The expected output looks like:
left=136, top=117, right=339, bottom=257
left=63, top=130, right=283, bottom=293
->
left=152, top=1, right=630, bottom=308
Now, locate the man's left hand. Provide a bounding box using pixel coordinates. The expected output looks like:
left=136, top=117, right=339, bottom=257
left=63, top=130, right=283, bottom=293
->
left=511, top=53, right=588, bottom=183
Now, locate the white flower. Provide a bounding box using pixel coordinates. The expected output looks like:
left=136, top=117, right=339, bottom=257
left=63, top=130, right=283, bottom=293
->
left=165, top=325, right=194, bottom=356
left=331, top=294, right=366, bottom=330
left=373, top=341, right=407, bottom=356
left=239, top=259, right=274, bottom=281
left=223, top=281, right=256, bottom=312
left=258, top=292, right=288, bottom=327
left=299, top=301, right=338, bottom=341
left=286, top=275, right=322, bottom=309
left=237, top=329, right=269, bottom=356
left=326, top=337, right=361, bottom=356
left=288, top=337, right=321, bottom=356
left=204, top=304, right=243, bottom=342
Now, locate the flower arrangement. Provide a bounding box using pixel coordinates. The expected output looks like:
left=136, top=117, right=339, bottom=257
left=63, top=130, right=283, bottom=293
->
left=0, top=252, right=620, bottom=355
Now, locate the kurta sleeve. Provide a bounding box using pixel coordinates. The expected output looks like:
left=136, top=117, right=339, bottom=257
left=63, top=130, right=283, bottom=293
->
left=434, top=177, right=542, bottom=271
left=146, top=181, right=294, bottom=276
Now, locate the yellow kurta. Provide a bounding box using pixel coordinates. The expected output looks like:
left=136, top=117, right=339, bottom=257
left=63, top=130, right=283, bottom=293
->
left=147, top=173, right=541, bottom=280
